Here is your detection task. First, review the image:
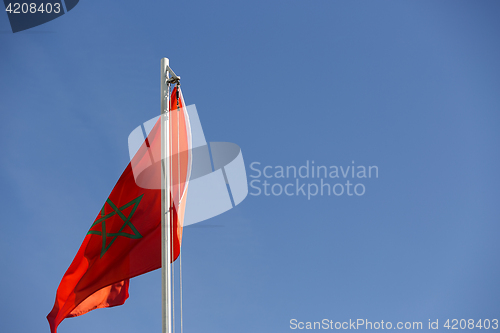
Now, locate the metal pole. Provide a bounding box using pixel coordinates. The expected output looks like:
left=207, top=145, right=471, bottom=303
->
left=161, top=57, right=172, bottom=333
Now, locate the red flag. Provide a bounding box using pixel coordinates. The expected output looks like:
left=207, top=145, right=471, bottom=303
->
left=47, top=87, right=190, bottom=333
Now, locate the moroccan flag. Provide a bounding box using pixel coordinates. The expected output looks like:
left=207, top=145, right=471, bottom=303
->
left=47, top=87, right=191, bottom=333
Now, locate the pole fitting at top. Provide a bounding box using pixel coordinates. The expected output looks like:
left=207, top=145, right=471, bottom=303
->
left=166, top=76, right=181, bottom=84
left=165, top=64, right=181, bottom=85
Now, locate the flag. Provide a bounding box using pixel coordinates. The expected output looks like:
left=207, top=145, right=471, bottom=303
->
left=47, top=87, right=190, bottom=333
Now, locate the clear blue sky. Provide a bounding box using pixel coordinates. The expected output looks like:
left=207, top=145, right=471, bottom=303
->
left=1, top=1, right=499, bottom=332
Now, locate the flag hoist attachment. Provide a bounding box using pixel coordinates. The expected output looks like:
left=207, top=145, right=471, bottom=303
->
left=46, top=59, right=191, bottom=333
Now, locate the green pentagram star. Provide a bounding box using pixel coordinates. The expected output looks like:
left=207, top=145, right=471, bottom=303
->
left=87, top=194, right=144, bottom=258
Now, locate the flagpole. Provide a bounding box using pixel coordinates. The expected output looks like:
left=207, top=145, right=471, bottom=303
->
left=161, top=57, right=172, bottom=333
